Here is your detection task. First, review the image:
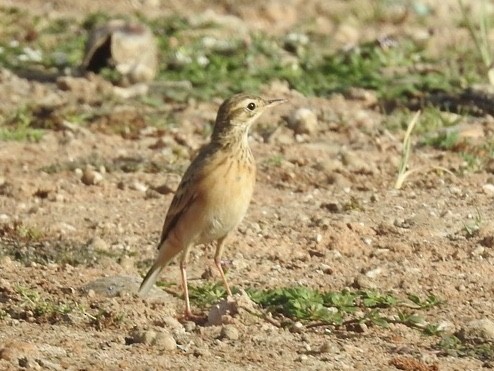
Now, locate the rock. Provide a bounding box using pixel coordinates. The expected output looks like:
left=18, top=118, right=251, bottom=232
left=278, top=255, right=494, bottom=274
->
left=319, top=341, right=337, bottom=354
left=459, top=319, right=494, bottom=343
left=182, top=321, right=196, bottom=333
left=82, top=19, right=158, bottom=84
left=353, top=275, right=377, bottom=290
left=129, top=180, right=148, bottom=193
left=340, top=151, right=376, bottom=174
left=128, top=329, right=156, bottom=345
left=153, top=332, right=176, bottom=351
left=88, top=236, right=108, bottom=251
left=486, top=158, right=494, bottom=174
left=345, top=87, right=378, bottom=107
left=290, top=321, right=304, bottom=333
left=81, top=167, right=103, bottom=186
left=220, top=325, right=239, bottom=340
left=365, top=267, right=383, bottom=278
left=482, top=184, right=494, bottom=195
left=0, top=341, right=38, bottom=361
left=82, top=275, right=145, bottom=298
left=207, top=290, right=257, bottom=326
left=207, top=299, right=237, bottom=326
left=193, top=345, right=211, bottom=357
left=162, top=316, right=184, bottom=332
left=288, top=108, right=318, bottom=135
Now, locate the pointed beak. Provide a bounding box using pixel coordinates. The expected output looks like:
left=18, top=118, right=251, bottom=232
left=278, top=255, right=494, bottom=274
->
left=266, top=98, right=288, bottom=107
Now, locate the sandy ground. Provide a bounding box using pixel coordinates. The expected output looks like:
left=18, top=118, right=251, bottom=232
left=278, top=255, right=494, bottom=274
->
left=0, top=1, right=493, bottom=370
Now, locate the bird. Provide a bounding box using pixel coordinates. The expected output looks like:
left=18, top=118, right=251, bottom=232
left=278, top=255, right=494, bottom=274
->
left=138, top=93, right=286, bottom=317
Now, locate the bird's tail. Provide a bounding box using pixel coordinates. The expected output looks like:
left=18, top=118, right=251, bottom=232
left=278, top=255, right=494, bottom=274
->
left=138, top=240, right=182, bottom=296
left=138, top=262, right=164, bottom=296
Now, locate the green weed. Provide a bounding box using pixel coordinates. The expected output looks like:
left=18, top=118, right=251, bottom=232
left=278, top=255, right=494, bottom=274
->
left=0, top=106, right=44, bottom=142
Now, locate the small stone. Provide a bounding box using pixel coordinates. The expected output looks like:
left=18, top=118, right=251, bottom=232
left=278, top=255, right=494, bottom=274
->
left=18, top=357, right=41, bottom=369
left=321, top=202, right=341, bottom=213
left=145, top=189, right=161, bottom=199
left=88, top=236, right=108, bottom=251
left=162, top=316, right=184, bottom=331
left=296, top=354, right=308, bottom=362
left=353, top=276, right=377, bottom=290
left=290, top=321, right=304, bottom=333
left=128, top=329, right=157, bottom=345
left=152, top=183, right=175, bottom=195
left=340, top=151, right=375, bottom=174
left=288, top=108, right=318, bottom=135
left=486, top=159, right=494, bottom=174
left=482, top=184, right=494, bottom=195
left=220, top=325, right=239, bottom=340
left=153, top=331, right=176, bottom=350
left=471, top=245, right=485, bottom=257
left=81, top=167, right=103, bottom=186
left=459, top=319, right=494, bottom=342
left=183, top=320, right=196, bottom=333
left=129, top=180, right=148, bottom=193
left=193, top=345, right=211, bottom=357
left=319, top=341, right=336, bottom=354
left=365, top=267, right=382, bottom=278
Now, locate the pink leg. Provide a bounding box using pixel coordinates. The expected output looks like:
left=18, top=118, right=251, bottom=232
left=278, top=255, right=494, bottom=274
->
left=214, top=237, right=233, bottom=296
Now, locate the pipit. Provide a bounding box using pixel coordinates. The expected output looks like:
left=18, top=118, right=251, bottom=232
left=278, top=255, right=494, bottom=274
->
left=138, top=93, right=286, bottom=317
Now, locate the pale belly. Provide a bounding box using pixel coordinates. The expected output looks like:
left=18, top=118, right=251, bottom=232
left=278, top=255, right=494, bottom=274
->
left=197, top=159, right=256, bottom=243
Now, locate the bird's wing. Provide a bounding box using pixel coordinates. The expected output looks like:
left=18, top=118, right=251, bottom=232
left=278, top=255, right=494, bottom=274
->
left=158, top=144, right=216, bottom=247
left=158, top=171, right=199, bottom=247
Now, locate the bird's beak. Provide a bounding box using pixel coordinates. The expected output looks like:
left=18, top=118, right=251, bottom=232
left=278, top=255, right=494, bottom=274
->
left=266, top=98, right=288, bottom=107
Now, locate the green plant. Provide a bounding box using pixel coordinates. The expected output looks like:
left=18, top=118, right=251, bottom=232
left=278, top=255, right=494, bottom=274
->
left=244, top=286, right=442, bottom=334
left=0, top=107, right=44, bottom=142
left=438, top=334, right=494, bottom=361
left=458, top=0, right=494, bottom=84
left=189, top=282, right=228, bottom=308
left=464, top=208, right=483, bottom=237
left=394, top=110, right=455, bottom=189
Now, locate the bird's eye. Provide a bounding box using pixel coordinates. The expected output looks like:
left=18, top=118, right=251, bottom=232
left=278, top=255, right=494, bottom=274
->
left=247, top=102, right=256, bottom=111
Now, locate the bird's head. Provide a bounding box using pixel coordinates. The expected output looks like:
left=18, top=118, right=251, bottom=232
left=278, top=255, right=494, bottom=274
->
left=212, top=94, right=286, bottom=143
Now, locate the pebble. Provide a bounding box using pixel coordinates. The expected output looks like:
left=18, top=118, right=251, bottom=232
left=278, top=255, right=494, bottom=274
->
left=83, top=275, right=145, bottom=298
left=88, top=236, right=108, bottom=251
left=153, top=332, right=176, bottom=351
left=486, top=159, right=494, bottom=174
left=220, top=325, right=239, bottom=340
left=127, top=329, right=176, bottom=350
left=353, top=276, right=377, bottom=290
left=365, top=267, right=382, bottom=278
left=482, top=184, right=494, bottom=195
left=193, top=345, right=211, bottom=357
left=162, top=316, right=184, bottom=332
left=129, top=180, right=148, bottom=193
left=130, top=330, right=157, bottom=345
left=183, top=321, right=196, bottom=333
left=471, top=245, right=485, bottom=257
left=296, top=354, right=308, bottom=362
left=319, top=341, right=337, bottom=354
left=81, top=167, right=103, bottom=186
left=288, top=108, right=318, bottom=135
left=459, top=319, right=494, bottom=342
left=340, top=151, right=375, bottom=174
left=290, top=321, right=304, bottom=333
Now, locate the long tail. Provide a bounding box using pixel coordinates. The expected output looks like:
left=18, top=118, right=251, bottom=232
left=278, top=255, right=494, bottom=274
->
left=138, top=262, right=164, bottom=296
left=138, top=240, right=182, bottom=296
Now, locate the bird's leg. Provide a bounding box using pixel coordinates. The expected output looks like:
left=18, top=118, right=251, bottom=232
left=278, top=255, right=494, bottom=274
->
left=180, top=248, right=193, bottom=318
left=214, top=236, right=233, bottom=297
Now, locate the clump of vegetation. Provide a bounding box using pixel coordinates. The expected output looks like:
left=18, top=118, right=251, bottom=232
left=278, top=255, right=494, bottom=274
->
left=189, top=282, right=442, bottom=333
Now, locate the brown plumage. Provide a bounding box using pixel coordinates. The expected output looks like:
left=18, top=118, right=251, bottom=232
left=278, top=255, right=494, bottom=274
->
left=138, top=93, right=286, bottom=317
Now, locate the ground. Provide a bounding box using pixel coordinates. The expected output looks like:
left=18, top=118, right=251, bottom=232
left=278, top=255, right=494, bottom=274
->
left=0, top=0, right=494, bottom=370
